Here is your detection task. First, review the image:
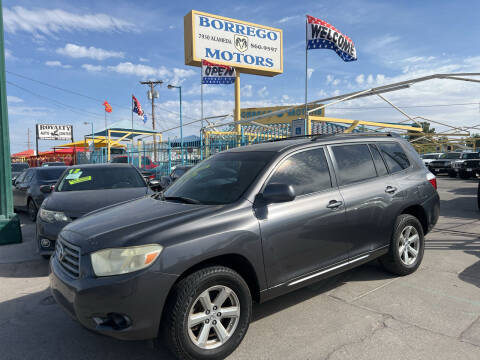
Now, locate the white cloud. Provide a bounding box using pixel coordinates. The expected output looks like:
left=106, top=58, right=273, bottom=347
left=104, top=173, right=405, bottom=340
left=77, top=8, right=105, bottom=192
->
left=4, top=6, right=135, bottom=36
left=82, top=64, right=103, bottom=72
left=57, top=43, right=124, bottom=60
left=282, top=94, right=290, bottom=101
left=326, top=74, right=341, bottom=86
left=326, top=75, right=334, bottom=84
left=45, top=60, right=71, bottom=69
left=355, top=74, right=365, bottom=85
left=242, top=84, right=253, bottom=97
left=7, top=95, right=23, bottom=104
left=307, top=68, right=314, bottom=80
left=277, top=15, right=301, bottom=24
left=258, top=86, right=269, bottom=97
left=139, top=57, right=149, bottom=62
left=5, top=49, right=13, bottom=60
left=171, top=68, right=196, bottom=85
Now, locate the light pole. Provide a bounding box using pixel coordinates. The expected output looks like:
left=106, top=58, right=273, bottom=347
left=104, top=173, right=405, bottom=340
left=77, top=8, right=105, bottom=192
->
left=83, top=121, right=94, bottom=147
left=168, top=84, right=183, bottom=165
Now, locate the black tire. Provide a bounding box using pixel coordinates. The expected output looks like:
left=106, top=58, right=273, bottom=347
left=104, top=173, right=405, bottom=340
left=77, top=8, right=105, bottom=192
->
left=459, top=171, right=471, bottom=179
left=42, top=255, right=50, bottom=260
left=448, top=170, right=457, bottom=178
left=28, top=199, right=38, bottom=222
left=162, top=266, right=252, bottom=360
left=380, top=214, right=425, bottom=276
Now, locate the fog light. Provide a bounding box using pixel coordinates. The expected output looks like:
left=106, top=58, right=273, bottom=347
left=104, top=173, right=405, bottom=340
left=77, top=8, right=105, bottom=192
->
left=40, top=238, right=51, bottom=248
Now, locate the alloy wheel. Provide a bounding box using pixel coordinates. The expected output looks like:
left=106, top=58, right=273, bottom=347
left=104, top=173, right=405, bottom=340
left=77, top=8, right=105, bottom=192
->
left=398, top=225, right=419, bottom=266
left=187, top=285, right=240, bottom=350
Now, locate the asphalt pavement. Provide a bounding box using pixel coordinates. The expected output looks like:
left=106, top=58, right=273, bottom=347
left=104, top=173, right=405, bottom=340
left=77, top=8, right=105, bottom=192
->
left=0, top=177, right=479, bottom=360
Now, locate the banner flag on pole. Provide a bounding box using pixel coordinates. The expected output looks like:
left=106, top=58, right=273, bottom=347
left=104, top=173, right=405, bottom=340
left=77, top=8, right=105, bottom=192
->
left=143, top=114, right=148, bottom=124
left=306, top=15, right=357, bottom=62
left=201, top=60, right=236, bottom=84
left=103, top=100, right=112, bottom=113
left=132, top=95, right=144, bottom=117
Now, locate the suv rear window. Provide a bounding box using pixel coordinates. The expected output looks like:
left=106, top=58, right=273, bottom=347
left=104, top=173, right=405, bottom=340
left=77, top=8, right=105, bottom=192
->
left=267, top=148, right=331, bottom=196
left=331, top=144, right=377, bottom=185
left=378, top=143, right=410, bottom=173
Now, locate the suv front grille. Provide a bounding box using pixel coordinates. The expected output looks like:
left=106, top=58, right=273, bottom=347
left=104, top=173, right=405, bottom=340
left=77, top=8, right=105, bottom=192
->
left=55, top=237, right=81, bottom=278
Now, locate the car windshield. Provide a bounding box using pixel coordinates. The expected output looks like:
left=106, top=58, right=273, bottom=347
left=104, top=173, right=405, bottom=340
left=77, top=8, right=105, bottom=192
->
left=42, top=162, right=64, bottom=166
left=174, top=168, right=188, bottom=177
left=460, top=153, right=479, bottom=159
left=11, top=163, right=28, bottom=172
left=440, top=153, right=461, bottom=159
left=421, top=154, right=439, bottom=159
left=37, top=168, right=67, bottom=181
left=57, top=167, right=146, bottom=191
left=163, top=152, right=272, bottom=205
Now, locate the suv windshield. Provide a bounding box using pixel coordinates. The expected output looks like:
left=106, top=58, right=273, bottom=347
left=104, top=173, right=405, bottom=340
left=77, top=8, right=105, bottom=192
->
left=37, top=168, right=67, bottom=181
left=11, top=163, right=29, bottom=172
left=57, top=167, right=145, bottom=191
left=460, top=153, right=479, bottom=159
left=440, top=153, right=461, bottom=159
left=164, top=152, right=272, bottom=205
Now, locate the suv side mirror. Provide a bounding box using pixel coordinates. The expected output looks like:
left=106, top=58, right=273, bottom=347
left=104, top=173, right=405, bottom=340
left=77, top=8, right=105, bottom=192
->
left=40, top=185, right=53, bottom=194
left=261, top=184, right=295, bottom=203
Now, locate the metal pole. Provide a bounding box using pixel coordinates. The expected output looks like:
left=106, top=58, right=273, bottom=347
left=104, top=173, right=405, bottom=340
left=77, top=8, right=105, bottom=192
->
left=305, top=16, right=309, bottom=135
left=234, top=70, right=241, bottom=134
left=151, top=84, right=157, bottom=162
left=131, top=94, right=134, bottom=146
left=0, top=0, right=21, bottom=243
left=200, top=69, right=204, bottom=160
left=180, top=86, right=184, bottom=165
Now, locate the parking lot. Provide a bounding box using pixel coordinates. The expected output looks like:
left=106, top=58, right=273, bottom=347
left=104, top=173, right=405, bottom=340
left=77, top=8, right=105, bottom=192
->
left=0, top=177, right=478, bottom=360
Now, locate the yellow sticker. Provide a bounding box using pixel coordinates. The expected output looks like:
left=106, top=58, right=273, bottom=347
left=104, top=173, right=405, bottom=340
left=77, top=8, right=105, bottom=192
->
left=68, top=176, right=92, bottom=185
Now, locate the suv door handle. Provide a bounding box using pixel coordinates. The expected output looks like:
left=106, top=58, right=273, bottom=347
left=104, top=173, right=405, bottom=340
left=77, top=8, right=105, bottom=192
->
left=385, top=186, right=397, bottom=194
left=327, top=200, right=343, bottom=209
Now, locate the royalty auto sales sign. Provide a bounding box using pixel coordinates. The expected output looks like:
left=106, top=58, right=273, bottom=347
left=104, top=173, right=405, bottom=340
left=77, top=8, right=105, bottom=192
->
left=184, top=10, right=283, bottom=76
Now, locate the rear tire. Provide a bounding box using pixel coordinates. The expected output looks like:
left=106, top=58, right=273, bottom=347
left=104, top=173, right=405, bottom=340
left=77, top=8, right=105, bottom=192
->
left=161, top=266, right=252, bottom=360
left=28, top=199, right=38, bottom=222
left=448, top=170, right=457, bottom=178
left=459, top=171, right=471, bottom=179
left=380, top=214, right=424, bottom=276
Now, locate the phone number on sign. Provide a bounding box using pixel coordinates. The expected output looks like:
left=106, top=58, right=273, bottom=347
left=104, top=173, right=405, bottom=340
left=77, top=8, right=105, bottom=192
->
left=250, top=43, right=277, bottom=52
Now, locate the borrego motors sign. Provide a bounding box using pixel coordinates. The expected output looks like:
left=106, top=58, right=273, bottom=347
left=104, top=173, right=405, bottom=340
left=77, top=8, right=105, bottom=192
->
left=184, top=10, right=283, bottom=76
left=36, top=124, right=73, bottom=140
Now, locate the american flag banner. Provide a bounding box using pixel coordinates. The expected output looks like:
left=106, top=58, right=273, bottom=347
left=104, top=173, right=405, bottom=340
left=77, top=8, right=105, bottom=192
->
left=306, top=15, right=357, bottom=62
left=201, top=60, right=236, bottom=84
left=132, top=95, right=144, bottom=117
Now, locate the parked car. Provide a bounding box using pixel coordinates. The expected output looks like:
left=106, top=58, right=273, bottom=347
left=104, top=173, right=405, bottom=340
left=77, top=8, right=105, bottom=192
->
left=420, top=152, right=443, bottom=167
left=42, top=162, right=66, bottom=167
left=37, top=164, right=152, bottom=257
left=50, top=134, right=439, bottom=360
left=111, top=155, right=158, bottom=170
left=11, top=162, right=29, bottom=181
left=449, top=152, right=480, bottom=179
left=153, top=165, right=193, bottom=191
left=428, top=152, right=462, bottom=174
left=12, top=166, right=67, bottom=221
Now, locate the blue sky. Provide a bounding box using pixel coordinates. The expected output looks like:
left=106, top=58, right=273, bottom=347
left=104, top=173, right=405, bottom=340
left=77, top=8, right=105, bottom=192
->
left=5, top=0, right=480, bottom=153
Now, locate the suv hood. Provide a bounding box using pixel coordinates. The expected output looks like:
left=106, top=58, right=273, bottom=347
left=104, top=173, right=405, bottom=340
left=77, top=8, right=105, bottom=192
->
left=59, top=196, right=221, bottom=253
left=42, top=188, right=149, bottom=219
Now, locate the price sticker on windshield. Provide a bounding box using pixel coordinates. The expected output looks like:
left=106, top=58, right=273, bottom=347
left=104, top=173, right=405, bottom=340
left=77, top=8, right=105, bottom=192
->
left=68, top=176, right=92, bottom=185
left=66, top=169, right=82, bottom=180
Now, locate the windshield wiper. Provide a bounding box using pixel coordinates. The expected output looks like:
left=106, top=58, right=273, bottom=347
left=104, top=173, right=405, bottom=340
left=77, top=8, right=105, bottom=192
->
left=163, top=196, right=201, bottom=204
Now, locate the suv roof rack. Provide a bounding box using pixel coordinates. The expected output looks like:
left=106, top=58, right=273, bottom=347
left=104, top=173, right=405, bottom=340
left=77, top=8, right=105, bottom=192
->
left=311, top=132, right=401, bottom=141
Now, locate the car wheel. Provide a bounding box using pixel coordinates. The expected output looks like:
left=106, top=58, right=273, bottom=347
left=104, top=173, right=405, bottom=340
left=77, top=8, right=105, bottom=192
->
left=448, top=170, right=457, bottom=178
left=42, top=255, right=50, bottom=260
left=162, top=266, right=251, bottom=360
left=380, top=214, right=424, bottom=276
left=459, top=171, right=471, bottom=179
left=28, top=199, right=38, bottom=222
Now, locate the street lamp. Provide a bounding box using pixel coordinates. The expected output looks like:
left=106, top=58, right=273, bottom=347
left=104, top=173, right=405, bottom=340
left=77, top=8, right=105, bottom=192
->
left=167, top=84, right=183, bottom=165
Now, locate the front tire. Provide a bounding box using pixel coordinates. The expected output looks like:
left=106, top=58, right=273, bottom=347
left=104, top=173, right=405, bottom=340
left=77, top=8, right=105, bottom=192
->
left=459, top=171, right=471, bottom=179
left=380, top=214, right=424, bottom=276
left=162, top=266, right=252, bottom=360
left=448, top=170, right=457, bottom=178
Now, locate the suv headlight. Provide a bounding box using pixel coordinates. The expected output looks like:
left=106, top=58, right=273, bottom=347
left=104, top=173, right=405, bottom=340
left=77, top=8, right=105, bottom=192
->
left=38, top=208, right=71, bottom=223
left=90, top=244, right=163, bottom=277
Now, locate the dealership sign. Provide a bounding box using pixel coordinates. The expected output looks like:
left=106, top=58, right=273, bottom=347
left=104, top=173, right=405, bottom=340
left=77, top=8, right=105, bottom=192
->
left=201, top=60, right=236, bottom=84
left=184, top=10, right=283, bottom=76
left=36, top=124, right=73, bottom=140
left=241, top=105, right=325, bottom=125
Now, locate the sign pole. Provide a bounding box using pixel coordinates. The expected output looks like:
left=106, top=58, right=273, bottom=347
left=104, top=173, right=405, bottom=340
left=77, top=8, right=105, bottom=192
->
left=200, top=68, right=204, bottom=160
left=0, top=0, right=22, bottom=244
left=305, top=16, right=309, bottom=135
left=234, top=70, right=241, bottom=135
left=35, top=124, right=39, bottom=157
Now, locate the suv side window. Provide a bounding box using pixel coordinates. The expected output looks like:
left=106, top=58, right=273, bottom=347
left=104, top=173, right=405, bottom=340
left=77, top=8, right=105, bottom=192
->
left=267, top=148, right=331, bottom=196
left=378, top=142, right=410, bottom=173
left=331, top=144, right=377, bottom=185
left=23, top=169, right=34, bottom=184
left=369, top=144, right=389, bottom=176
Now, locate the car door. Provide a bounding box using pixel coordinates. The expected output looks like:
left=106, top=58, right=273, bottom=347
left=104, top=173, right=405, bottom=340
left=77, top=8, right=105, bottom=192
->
left=14, top=169, right=34, bottom=210
left=258, top=147, right=349, bottom=287
left=12, top=170, right=27, bottom=208
left=328, top=143, right=402, bottom=259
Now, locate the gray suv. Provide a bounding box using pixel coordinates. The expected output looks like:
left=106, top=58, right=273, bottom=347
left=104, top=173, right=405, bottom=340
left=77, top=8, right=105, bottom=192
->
left=50, top=134, right=439, bottom=360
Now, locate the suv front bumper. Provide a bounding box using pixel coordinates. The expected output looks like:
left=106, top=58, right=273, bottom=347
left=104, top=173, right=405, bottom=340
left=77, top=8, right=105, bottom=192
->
left=50, top=255, right=178, bottom=340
